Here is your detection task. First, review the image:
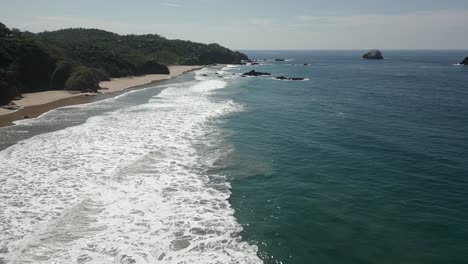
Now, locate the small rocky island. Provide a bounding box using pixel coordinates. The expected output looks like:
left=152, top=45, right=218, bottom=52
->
left=362, top=49, right=384, bottom=60
left=460, top=57, right=468, bottom=65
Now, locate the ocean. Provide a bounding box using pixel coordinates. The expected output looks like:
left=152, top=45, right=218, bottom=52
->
left=0, top=50, right=467, bottom=264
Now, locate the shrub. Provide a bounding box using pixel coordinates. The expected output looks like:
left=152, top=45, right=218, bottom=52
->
left=137, top=59, right=169, bottom=75
left=0, top=69, right=19, bottom=104
left=50, top=61, right=73, bottom=89
left=64, top=66, right=108, bottom=92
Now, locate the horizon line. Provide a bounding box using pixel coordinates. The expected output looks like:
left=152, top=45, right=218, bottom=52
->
left=235, top=49, right=468, bottom=51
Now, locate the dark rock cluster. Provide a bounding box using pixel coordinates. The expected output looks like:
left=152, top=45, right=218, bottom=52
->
left=241, top=70, right=305, bottom=81
left=460, top=57, right=468, bottom=65
left=275, top=76, right=305, bottom=81
left=242, top=70, right=271, bottom=76
left=362, top=49, right=384, bottom=60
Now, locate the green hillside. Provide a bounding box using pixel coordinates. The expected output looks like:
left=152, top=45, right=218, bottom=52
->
left=0, top=22, right=248, bottom=104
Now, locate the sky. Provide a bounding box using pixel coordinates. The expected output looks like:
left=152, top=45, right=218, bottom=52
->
left=1, top=0, right=468, bottom=50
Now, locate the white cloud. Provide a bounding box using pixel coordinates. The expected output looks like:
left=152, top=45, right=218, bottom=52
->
left=247, top=18, right=274, bottom=26
left=2, top=9, right=468, bottom=49
left=160, top=3, right=182, bottom=7
left=274, top=9, right=468, bottom=49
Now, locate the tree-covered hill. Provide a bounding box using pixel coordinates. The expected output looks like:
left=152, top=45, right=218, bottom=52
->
left=0, top=22, right=248, bottom=104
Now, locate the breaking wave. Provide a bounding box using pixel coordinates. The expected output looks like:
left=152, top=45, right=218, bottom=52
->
left=0, top=71, right=262, bottom=263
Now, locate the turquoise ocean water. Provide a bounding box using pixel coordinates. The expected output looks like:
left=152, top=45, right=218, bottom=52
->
left=0, top=50, right=467, bottom=263
left=221, top=50, right=468, bottom=264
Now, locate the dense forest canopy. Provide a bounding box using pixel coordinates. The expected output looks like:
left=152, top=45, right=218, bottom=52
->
left=0, top=22, right=248, bottom=104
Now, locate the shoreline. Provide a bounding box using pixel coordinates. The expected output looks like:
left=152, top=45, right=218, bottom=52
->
left=0, top=65, right=204, bottom=128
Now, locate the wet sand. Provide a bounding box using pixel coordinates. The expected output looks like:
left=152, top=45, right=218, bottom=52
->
left=0, top=65, right=203, bottom=127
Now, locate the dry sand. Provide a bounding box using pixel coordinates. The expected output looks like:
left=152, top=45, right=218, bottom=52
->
left=98, top=65, right=202, bottom=94
left=0, top=65, right=203, bottom=119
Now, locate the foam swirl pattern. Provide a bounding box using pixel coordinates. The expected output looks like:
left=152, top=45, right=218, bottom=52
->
left=0, top=71, right=262, bottom=263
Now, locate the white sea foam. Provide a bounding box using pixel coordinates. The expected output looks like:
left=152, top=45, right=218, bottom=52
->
left=0, top=76, right=262, bottom=263
left=271, top=77, right=310, bottom=82
left=11, top=82, right=182, bottom=127
left=194, top=68, right=214, bottom=81
left=223, top=65, right=240, bottom=69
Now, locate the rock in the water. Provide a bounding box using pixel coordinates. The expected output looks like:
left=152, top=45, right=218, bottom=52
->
left=1, top=103, right=20, bottom=110
left=362, top=49, right=384, bottom=60
left=274, top=58, right=285, bottom=61
left=275, top=76, right=305, bottom=81
left=242, top=70, right=271, bottom=76
left=460, top=57, right=468, bottom=65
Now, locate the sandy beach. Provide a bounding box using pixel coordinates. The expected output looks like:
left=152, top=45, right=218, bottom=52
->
left=97, top=65, right=202, bottom=94
left=0, top=65, right=203, bottom=126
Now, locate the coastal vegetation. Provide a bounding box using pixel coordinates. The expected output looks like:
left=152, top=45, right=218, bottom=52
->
left=0, top=22, right=248, bottom=104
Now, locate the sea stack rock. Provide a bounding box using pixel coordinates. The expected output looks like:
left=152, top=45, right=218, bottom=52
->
left=460, top=57, right=468, bottom=65
left=362, top=49, right=384, bottom=60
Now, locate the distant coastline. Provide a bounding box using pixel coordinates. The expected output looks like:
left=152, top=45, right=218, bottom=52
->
left=0, top=65, right=203, bottom=127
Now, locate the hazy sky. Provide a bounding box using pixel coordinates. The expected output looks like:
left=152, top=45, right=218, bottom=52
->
left=1, top=0, right=468, bottom=50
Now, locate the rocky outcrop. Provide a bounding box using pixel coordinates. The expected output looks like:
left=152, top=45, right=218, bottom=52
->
left=242, top=70, right=271, bottom=76
left=274, top=59, right=285, bottom=61
left=1, top=103, right=20, bottom=110
left=275, top=76, right=305, bottom=81
left=362, top=49, right=383, bottom=60
left=460, top=57, right=468, bottom=65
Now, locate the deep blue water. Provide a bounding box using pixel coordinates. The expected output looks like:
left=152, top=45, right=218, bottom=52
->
left=219, top=50, right=468, bottom=264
